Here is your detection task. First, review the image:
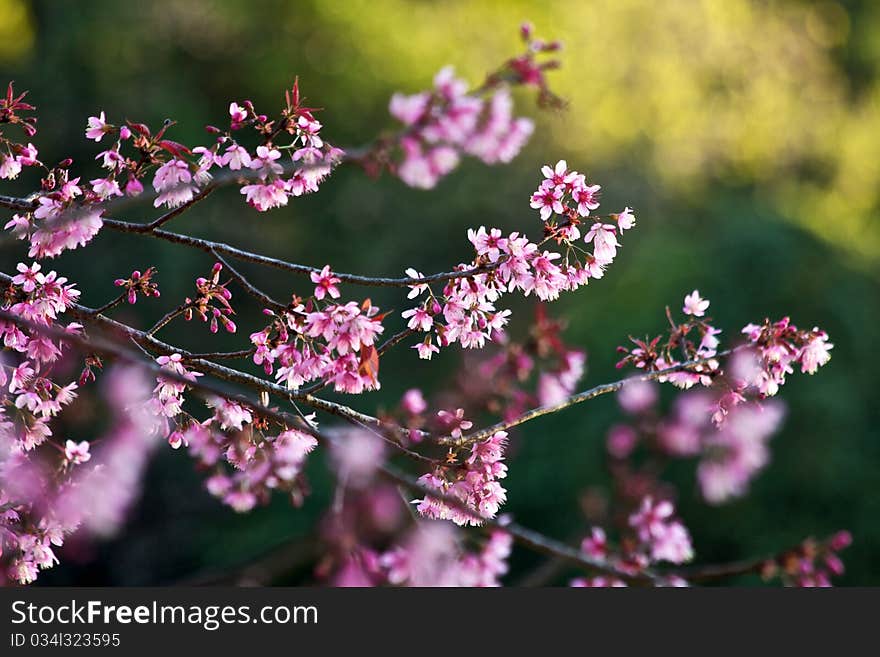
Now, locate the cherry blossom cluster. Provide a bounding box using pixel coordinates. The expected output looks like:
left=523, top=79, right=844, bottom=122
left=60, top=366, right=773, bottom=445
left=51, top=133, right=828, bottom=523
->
left=530, top=159, right=635, bottom=265
left=317, top=484, right=511, bottom=588
left=617, top=292, right=833, bottom=410
left=204, top=82, right=344, bottom=211
left=86, top=80, right=344, bottom=212
left=174, top=405, right=318, bottom=513
left=313, top=431, right=511, bottom=586
left=6, top=178, right=104, bottom=260
left=616, top=290, right=721, bottom=386
left=609, top=291, right=834, bottom=505
left=609, top=380, right=787, bottom=504
left=378, top=525, right=511, bottom=586
left=385, top=25, right=562, bottom=189
left=3, top=82, right=345, bottom=267
left=150, top=353, right=203, bottom=419
left=315, top=439, right=512, bottom=587
left=414, top=426, right=508, bottom=526
left=570, top=497, right=693, bottom=587
left=389, top=67, right=534, bottom=189
left=740, top=317, right=833, bottom=397
left=0, top=263, right=81, bottom=452
left=249, top=293, right=385, bottom=395
left=1, top=365, right=159, bottom=584
left=401, top=161, right=634, bottom=362
left=148, top=354, right=321, bottom=513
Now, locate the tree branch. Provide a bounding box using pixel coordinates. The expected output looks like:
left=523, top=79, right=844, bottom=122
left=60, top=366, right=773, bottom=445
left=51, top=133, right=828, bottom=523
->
left=0, top=194, right=38, bottom=212
left=101, top=217, right=503, bottom=288
left=441, top=349, right=740, bottom=447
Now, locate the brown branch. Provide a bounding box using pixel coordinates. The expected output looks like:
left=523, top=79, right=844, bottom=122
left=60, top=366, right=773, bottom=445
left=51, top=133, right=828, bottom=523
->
left=0, top=194, right=38, bottom=212
left=139, top=186, right=215, bottom=232
left=441, top=349, right=740, bottom=447
left=102, top=217, right=504, bottom=288
left=665, top=533, right=841, bottom=583
left=181, top=348, right=256, bottom=361
left=91, top=291, right=128, bottom=316
left=377, top=327, right=416, bottom=355
left=3, top=271, right=391, bottom=435
left=146, top=302, right=190, bottom=336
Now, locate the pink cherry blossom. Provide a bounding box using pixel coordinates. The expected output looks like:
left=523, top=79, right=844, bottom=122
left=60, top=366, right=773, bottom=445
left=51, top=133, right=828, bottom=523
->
left=0, top=153, right=22, bottom=179
left=240, top=179, right=289, bottom=211
left=310, top=265, right=341, bottom=300
left=683, top=290, right=710, bottom=317
left=615, top=207, right=636, bottom=232
left=152, top=159, right=197, bottom=208
left=64, top=440, right=91, bottom=464
left=12, top=262, right=44, bottom=293
left=413, top=339, right=440, bottom=360
left=584, top=223, right=620, bottom=265
left=529, top=180, right=564, bottom=221
left=229, top=101, right=247, bottom=125
left=85, top=111, right=109, bottom=141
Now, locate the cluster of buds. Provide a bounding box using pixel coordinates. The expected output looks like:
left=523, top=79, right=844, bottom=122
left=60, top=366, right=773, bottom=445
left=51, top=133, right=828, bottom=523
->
left=616, top=290, right=723, bottom=389
left=184, top=262, right=236, bottom=334
left=760, top=531, right=851, bottom=587
left=88, top=114, right=199, bottom=204
left=113, top=267, right=160, bottom=305
left=502, top=22, right=566, bottom=108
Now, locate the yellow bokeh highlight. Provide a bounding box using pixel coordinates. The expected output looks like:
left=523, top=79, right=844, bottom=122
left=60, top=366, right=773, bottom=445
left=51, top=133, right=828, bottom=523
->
left=298, top=0, right=880, bottom=266
left=0, top=0, right=33, bottom=62
left=6, top=0, right=880, bottom=265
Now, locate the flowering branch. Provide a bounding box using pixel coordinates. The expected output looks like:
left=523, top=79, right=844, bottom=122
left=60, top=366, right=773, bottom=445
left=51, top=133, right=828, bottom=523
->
left=439, top=349, right=739, bottom=447
left=0, top=306, right=661, bottom=585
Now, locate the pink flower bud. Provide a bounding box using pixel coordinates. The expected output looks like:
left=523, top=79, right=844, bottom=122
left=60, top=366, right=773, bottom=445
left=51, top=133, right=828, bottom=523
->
left=125, top=176, right=143, bottom=196
left=829, top=530, right=852, bottom=551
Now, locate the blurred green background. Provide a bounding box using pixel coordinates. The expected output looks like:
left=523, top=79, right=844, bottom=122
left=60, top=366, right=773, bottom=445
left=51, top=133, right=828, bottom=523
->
left=1, top=0, right=877, bottom=585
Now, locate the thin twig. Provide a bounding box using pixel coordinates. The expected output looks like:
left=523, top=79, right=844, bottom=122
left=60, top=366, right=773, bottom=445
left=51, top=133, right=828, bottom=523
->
left=102, top=217, right=504, bottom=288
left=440, top=349, right=740, bottom=447
left=146, top=303, right=189, bottom=336
left=141, top=186, right=215, bottom=232
left=91, top=291, right=128, bottom=316
left=181, top=348, right=256, bottom=361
